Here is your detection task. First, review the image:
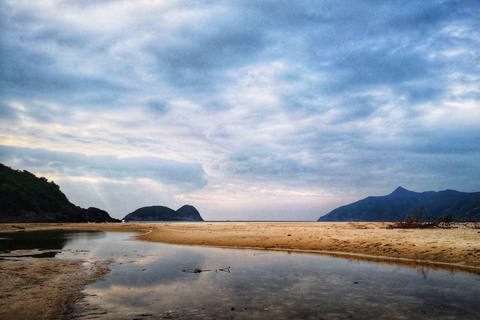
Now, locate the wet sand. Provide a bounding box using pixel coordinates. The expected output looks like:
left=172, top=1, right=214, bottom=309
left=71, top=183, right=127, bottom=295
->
left=0, top=223, right=132, bottom=320
left=0, top=221, right=479, bottom=318
left=0, top=257, right=110, bottom=320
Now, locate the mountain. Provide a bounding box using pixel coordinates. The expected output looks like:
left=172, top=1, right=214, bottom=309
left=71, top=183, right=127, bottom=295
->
left=0, top=163, right=120, bottom=223
left=176, top=205, right=203, bottom=220
left=317, top=186, right=480, bottom=222
left=123, top=205, right=204, bottom=221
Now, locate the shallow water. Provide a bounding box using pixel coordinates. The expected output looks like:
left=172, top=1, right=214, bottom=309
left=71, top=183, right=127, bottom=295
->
left=1, top=231, right=479, bottom=319
left=0, top=229, right=106, bottom=258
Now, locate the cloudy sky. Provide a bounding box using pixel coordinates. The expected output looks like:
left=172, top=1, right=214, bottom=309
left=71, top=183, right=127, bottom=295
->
left=1, top=0, right=479, bottom=221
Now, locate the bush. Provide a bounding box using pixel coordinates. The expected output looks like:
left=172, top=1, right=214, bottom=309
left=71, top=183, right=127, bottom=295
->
left=387, top=207, right=456, bottom=229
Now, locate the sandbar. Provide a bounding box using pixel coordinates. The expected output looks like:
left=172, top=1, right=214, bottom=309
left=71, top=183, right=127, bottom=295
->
left=134, top=222, right=480, bottom=271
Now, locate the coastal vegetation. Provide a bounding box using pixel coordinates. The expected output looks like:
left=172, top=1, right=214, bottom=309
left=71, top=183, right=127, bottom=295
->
left=388, top=207, right=479, bottom=229
left=0, top=163, right=119, bottom=223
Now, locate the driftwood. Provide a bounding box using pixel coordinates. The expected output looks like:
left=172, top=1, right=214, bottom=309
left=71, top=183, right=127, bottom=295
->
left=182, top=266, right=231, bottom=274
left=388, top=207, right=457, bottom=229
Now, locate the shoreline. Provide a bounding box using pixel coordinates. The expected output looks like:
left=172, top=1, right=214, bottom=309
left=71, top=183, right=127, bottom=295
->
left=1, top=221, right=479, bottom=272
left=134, top=221, right=480, bottom=273
left=1, top=221, right=479, bottom=318
left=213, top=245, right=480, bottom=274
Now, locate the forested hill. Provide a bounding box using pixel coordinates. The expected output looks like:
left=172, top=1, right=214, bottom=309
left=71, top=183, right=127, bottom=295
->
left=0, top=163, right=120, bottom=223
left=318, top=187, right=480, bottom=222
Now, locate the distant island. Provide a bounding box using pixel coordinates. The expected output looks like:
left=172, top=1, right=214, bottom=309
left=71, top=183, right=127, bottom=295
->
left=123, top=205, right=204, bottom=222
left=318, top=186, right=480, bottom=222
left=0, top=163, right=120, bottom=223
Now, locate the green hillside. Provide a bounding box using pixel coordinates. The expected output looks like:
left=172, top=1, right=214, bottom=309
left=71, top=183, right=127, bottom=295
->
left=0, top=163, right=119, bottom=223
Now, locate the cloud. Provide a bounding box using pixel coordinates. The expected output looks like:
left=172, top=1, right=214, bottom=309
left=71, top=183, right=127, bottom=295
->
left=147, top=100, right=169, bottom=115
left=0, top=145, right=207, bottom=192
left=0, top=1, right=479, bottom=220
left=0, top=1, right=132, bottom=106
left=0, top=102, right=18, bottom=120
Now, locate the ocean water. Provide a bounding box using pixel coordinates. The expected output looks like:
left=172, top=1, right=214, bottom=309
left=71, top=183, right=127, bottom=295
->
left=1, top=231, right=479, bottom=319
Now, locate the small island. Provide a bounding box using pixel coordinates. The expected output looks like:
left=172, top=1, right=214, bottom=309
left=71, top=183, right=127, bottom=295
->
left=123, top=205, right=204, bottom=222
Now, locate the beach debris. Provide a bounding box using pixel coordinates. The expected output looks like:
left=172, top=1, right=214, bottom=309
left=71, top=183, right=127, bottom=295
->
left=218, top=266, right=231, bottom=273
left=182, top=266, right=231, bottom=274
left=182, top=268, right=207, bottom=274
left=162, top=310, right=177, bottom=319
left=348, top=222, right=368, bottom=229
left=387, top=207, right=464, bottom=229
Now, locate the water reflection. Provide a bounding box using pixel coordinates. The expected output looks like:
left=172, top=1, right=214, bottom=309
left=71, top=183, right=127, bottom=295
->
left=0, top=230, right=106, bottom=258
left=1, top=231, right=479, bottom=319
left=70, top=233, right=480, bottom=320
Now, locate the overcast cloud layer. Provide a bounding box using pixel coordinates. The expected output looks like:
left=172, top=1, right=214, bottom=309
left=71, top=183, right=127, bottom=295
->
left=1, top=0, right=479, bottom=220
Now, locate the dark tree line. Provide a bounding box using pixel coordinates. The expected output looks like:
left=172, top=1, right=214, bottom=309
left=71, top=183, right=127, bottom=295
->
left=0, top=164, right=71, bottom=219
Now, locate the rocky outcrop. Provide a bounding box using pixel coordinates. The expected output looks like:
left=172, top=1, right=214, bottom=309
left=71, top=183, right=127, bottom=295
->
left=123, top=205, right=204, bottom=221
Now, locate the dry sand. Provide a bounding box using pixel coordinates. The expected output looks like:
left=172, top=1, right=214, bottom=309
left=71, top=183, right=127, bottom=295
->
left=135, top=222, right=480, bottom=272
left=1, top=221, right=479, bottom=319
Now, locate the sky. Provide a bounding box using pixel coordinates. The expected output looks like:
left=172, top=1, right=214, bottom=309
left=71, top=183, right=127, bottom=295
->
left=1, top=0, right=480, bottom=221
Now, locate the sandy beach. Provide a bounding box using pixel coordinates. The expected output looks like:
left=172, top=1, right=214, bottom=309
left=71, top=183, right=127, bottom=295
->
left=1, top=221, right=479, bottom=319
left=134, top=222, right=480, bottom=270
left=1, top=221, right=479, bottom=269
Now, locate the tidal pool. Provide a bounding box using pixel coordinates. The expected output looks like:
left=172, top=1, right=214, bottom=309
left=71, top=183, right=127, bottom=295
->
left=1, top=231, right=479, bottom=319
